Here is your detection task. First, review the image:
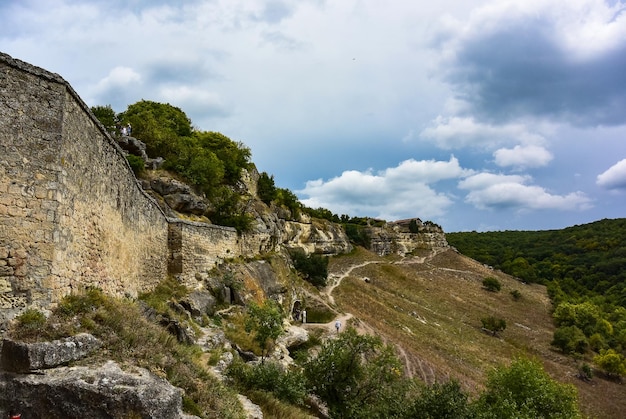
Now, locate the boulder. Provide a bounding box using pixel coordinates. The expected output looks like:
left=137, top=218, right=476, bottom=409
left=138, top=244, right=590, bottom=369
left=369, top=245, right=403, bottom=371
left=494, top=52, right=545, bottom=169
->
left=0, top=360, right=197, bottom=419
left=238, top=394, right=263, bottom=419
left=116, top=136, right=149, bottom=161
left=148, top=177, right=208, bottom=215
left=0, top=334, right=101, bottom=373
left=164, top=193, right=208, bottom=215
left=276, top=325, right=309, bottom=350
left=180, top=290, right=217, bottom=319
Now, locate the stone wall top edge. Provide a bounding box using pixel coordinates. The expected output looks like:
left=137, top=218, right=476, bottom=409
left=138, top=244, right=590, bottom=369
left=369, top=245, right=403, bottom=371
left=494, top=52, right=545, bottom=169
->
left=167, top=218, right=237, bottom=233
left=0, top=52, right=65, bottom=84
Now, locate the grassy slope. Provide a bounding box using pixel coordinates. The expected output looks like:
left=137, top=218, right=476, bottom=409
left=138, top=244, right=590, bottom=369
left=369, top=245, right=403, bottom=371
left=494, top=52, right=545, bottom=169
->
left=328, top=247, right=624, bottom=419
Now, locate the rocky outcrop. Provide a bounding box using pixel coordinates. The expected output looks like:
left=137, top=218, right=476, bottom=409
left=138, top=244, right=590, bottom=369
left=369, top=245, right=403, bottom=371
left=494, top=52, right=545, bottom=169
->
left=367, top=219, right=449, bottom=256
left=272, top=324, right=309, bottom=368
left=0, top=360, right=196, bottom=419
left=1, top=333, right=101, bottom=373
left=148, top=176, right=208, bottom=215
left=180, top=290, right=217, bottom=319
left=282, top=218, right=353, bottom=255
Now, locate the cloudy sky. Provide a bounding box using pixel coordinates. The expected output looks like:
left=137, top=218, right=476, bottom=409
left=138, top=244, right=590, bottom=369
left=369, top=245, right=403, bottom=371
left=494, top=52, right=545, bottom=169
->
left=2, top=0, right=625, bottom=232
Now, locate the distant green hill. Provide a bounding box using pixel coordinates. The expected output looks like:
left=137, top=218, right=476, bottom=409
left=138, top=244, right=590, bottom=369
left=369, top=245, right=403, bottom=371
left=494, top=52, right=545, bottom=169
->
left=447, top=218, right=626, bottom=308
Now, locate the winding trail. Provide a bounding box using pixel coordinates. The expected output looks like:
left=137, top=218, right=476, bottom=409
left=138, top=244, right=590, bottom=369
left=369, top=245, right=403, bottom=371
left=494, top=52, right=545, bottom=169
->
left=324, top=260, right=381, bottom=305
left=308, top=247, right=449, bottom=378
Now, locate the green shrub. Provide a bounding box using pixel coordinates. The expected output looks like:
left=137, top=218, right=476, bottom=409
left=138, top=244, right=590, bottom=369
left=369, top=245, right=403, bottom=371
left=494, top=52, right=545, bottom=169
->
left=257, top=172, right=277, bottom=205
left=126, top=154, right=145, bottom=176
left=303, top=306, right=335, bottom=324
left=12, top=308, right=47, bottom=340
left=409, top=380, right=471, bottom=419
left=551, top=325, right=588, bottom=354
left=473, top=358, right=581, bottom=418
left=344, top=223, right=371, bottom=248
left=482, top=277, right=501, bottom=292
left=481, top=316, right=506, bottom=336
left=289, top=249, right=328, bottom=287
left=577, top=363, right=593, bottom=381
left=58, top=287, right=107, bottom=317
left=510, top=289, right=522, bottom=300
left=227, top=359, right=307, bottom=405
left=594, top=349, right=626, bottom=378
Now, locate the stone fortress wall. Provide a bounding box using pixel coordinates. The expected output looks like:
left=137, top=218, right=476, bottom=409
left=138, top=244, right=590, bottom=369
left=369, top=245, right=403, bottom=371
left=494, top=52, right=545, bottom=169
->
left=0, top=53, right=252, bottom=326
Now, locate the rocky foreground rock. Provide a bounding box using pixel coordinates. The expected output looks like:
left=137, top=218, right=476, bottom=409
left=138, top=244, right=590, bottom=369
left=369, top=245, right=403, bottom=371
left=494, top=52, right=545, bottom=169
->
left=0, top=360, right=196, bottom=419
left=0, top=334, right=196, bottom=418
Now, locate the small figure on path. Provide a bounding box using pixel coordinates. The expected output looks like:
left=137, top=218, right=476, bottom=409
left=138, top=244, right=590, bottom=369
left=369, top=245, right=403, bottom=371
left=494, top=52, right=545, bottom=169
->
left=301, top=309, right=307, bottom=324
left=335, top=319, right=341, bottom=333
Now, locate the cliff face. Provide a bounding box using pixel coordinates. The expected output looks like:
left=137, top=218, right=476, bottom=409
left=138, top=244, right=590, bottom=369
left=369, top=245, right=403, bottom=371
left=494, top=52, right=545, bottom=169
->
left=367, top=219, right=448, bottom=256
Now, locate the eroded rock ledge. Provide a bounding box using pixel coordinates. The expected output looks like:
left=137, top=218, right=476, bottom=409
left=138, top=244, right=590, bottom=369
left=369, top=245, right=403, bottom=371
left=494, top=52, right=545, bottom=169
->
left=0, top=334, right=196, bottom=418
left=0, top=360, right=196, bottom=419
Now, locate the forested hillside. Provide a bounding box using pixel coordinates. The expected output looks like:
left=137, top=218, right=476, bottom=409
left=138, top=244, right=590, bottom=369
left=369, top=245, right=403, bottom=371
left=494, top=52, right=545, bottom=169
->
left=447, top=219, right=626, bottom=376
left=446, top=219, right=626, bottom=305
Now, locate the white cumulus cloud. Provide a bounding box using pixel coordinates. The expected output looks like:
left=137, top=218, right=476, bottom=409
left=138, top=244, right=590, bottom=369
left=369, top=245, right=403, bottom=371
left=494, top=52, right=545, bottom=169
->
left=597, top=158, right=626, bottom=190
left=95, top=66, right=142, bottom=91
left=420, top=116, right=546, bottom=150
left=494, top=145, right=553, bottom=169
left=458, top=172, right=592, bottom=211
left=299, top=156, right=472, bottom=220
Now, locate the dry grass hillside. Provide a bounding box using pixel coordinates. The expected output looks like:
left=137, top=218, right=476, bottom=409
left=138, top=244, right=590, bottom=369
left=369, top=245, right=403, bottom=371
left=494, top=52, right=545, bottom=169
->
left=322, top=247, right=624, bottom=419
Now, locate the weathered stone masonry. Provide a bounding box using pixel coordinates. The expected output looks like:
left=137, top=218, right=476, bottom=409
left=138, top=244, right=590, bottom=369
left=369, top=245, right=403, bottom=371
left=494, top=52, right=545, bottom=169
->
left=0, top=52, right=247, bottom=327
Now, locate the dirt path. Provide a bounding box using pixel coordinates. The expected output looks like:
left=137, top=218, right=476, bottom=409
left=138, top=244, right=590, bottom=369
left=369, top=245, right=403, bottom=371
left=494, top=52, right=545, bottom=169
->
left=315, top=248, right=447, bottom=377
left=325, top=261, right=380, bottom=305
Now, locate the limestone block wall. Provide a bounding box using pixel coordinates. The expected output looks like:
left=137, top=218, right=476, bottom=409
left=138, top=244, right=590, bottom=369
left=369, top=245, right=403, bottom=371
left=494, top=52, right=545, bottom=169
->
left=169, top=221, right=244, bottom=287
left=53, top=89, right=170, bottom=299
left=0, top=53, right=170, bottom=326
left=0, top=54, right=67, bottom=320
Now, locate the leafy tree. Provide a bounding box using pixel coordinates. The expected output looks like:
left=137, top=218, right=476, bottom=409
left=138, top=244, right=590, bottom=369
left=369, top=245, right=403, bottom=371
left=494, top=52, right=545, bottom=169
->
left=409, top=380, right=471, bottom=419
left=193, top=131, right=251, bottom=184
left=304, top=327, right=408, bottom=419
left=276, top=188, right=301, bottom=219
left=594, top=349, right=626, bottom=378
left=119, top=100, right=192, bottom=156
left=482, top=277, right=501, bottom=292
left=257, top=171, right=277, bottom=205
left=553, top=301, right=604, bottom=337
left=344, top=223, right=371, bottom=248
left=302, top=206, right=341, bottom=223
left=473, top=358, right=581, bottom=418
left=409, top=219, right=420, bottom=233
left=481, top=316, right=506, bottom=336
left=244, top=299, right=284, bottom=362
left=551, top=325, right=588, bottom=354
left=91, top=104, right=118, bottom=133
left=290, top=249, right=329, bottom=287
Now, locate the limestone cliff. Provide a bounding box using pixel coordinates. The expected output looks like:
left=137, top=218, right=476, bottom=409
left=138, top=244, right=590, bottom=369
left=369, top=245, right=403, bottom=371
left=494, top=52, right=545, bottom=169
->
left=366, top=219, right=448, bottom=256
